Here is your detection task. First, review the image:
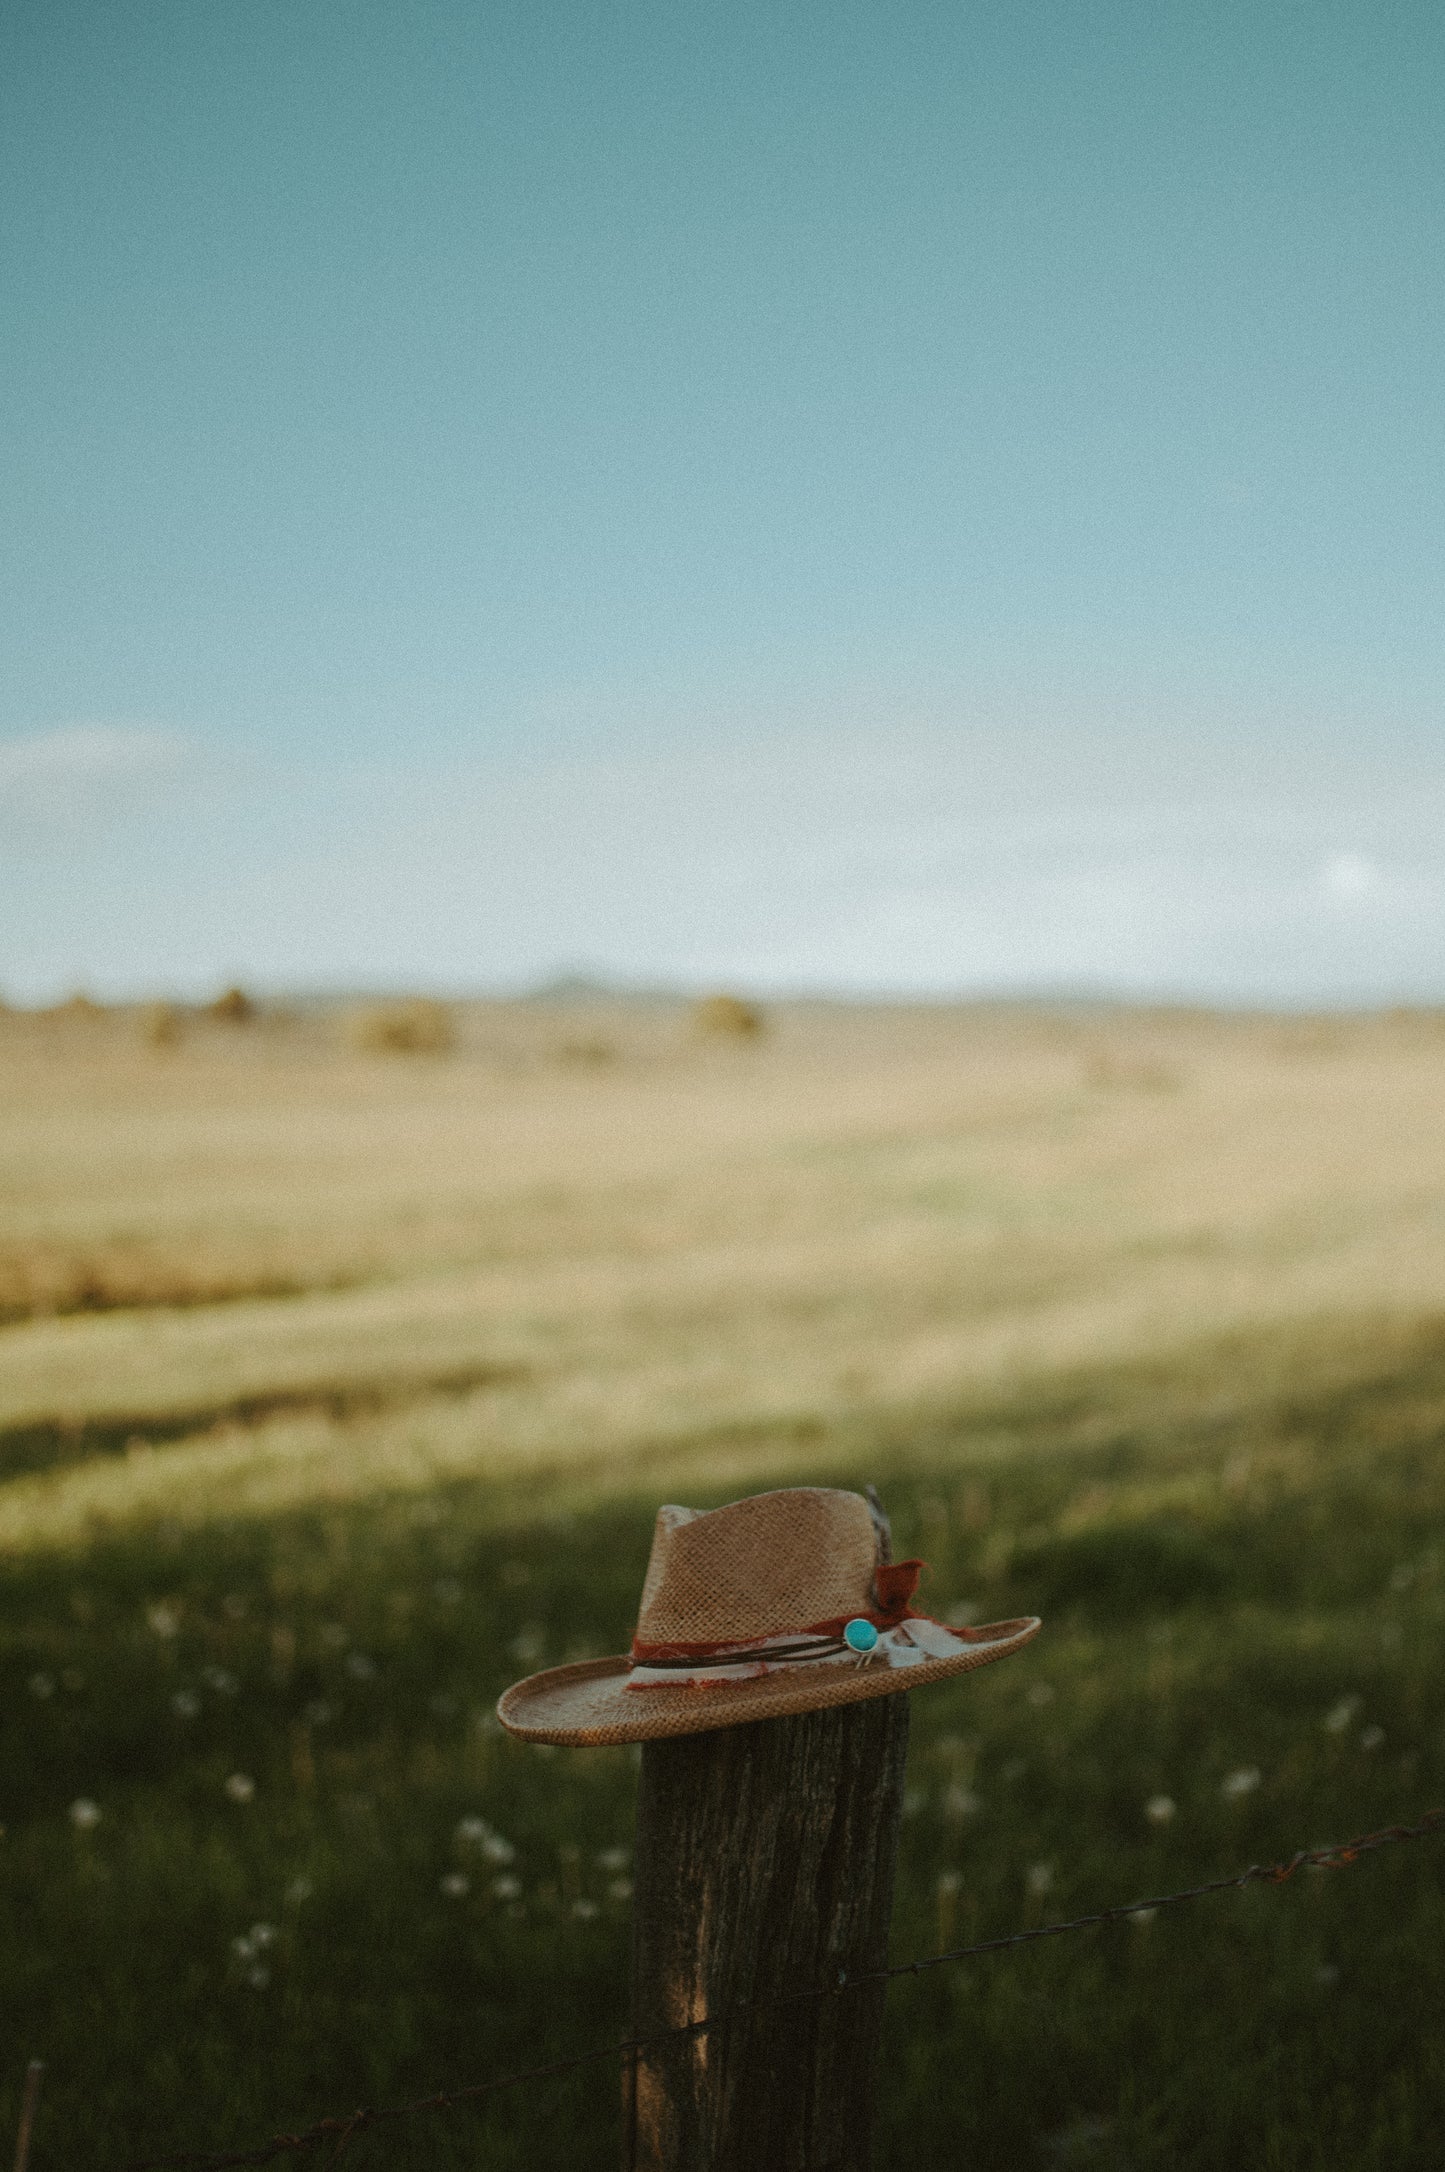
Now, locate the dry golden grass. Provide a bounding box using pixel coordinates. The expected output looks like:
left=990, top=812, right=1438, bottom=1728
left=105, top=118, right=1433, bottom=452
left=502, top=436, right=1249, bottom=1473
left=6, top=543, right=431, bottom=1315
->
left=2, top=996, right=1444, bottom=1547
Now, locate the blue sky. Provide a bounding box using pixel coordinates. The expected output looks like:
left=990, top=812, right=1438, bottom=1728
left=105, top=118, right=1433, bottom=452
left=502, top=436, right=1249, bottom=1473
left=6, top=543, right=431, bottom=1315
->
left=3, top=0, right=1442, bottom=1001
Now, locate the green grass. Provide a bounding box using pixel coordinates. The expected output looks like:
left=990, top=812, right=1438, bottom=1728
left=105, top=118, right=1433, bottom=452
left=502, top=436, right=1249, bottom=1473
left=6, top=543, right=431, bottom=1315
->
left=2, top=1322, right=1444, bottom=2169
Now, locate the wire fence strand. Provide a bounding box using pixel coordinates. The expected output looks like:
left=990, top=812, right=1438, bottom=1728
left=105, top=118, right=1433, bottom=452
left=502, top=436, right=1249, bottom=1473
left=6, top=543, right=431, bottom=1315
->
left=123, top=1803, right=1445, bottom=2172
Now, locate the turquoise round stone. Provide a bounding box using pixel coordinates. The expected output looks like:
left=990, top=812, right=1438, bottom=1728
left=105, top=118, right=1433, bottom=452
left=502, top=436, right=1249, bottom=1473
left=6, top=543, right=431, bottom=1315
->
left=843, top=1617, right=880, bottom=1653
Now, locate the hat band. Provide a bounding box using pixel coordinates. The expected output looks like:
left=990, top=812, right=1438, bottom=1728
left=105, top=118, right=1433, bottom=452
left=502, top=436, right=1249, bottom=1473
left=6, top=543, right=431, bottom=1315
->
left=626, top=1559, right=931, bottom=1687
left=629, top=1631, right=859, bottom=1674
left=628, top=1557, right=925, bottom=1666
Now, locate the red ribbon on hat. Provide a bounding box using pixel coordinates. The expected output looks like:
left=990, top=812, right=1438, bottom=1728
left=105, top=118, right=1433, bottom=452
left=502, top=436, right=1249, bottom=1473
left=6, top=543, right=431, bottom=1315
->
left=630, top=1558, right=928, bottom=1666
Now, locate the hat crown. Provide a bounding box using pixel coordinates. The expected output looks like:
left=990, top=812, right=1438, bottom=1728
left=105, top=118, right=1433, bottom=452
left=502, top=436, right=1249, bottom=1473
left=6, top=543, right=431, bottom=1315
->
left=635, top=1487, right=880, bottom=1646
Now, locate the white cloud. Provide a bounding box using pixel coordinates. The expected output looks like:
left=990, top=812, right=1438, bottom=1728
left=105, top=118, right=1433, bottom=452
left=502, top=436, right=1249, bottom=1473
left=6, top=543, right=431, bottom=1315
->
left=1321, top=852, right=1378, bottom=901
left=3, top=723, right=1444, bottom=1004
left=0, top=725, right=192, bottom=824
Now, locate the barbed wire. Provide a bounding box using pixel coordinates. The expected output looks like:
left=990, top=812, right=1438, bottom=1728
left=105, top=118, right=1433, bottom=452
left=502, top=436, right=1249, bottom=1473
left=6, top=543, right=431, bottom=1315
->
left=123, top=1804, right=1445, bottom=2172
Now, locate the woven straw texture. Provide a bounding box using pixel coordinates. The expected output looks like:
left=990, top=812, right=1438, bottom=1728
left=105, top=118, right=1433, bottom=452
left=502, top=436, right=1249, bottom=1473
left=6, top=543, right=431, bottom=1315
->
left=636, top=1488, right=878, bottom=1645
left=497, top=1485, right=1041, bottom=1746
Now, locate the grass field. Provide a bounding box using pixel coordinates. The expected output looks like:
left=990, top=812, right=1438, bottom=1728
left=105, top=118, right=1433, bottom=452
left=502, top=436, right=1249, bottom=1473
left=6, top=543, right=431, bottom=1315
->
left=1, top=997, right=1443, bottom=2167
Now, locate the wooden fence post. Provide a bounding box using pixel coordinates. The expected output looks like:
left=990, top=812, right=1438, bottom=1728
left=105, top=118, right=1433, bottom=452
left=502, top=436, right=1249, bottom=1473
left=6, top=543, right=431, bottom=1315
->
left=12, top=2060, right=43, bottom=2172
left=627, top=1689, right=910, bottom=2171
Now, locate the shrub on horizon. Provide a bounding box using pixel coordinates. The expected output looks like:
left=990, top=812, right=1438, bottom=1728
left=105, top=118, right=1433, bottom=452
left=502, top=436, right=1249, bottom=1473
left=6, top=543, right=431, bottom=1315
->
left=141, top=1001, right=182, bottom=1049
left=693, top=993, right=765, bottom=1040
left=349, top=998, right=458, bottom=1055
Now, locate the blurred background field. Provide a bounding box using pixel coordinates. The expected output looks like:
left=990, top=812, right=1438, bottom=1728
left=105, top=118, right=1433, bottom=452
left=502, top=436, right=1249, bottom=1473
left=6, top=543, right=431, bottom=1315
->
left=1, top=994, right=1444, bottom=2167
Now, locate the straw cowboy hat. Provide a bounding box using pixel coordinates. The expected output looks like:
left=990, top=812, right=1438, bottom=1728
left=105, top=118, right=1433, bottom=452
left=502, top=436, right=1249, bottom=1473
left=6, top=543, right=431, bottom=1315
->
left=497, top=1484, right=1041, bottom=1746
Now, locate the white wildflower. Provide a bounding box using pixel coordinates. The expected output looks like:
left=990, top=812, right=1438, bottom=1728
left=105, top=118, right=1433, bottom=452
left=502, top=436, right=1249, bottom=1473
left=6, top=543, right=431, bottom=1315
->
left=1221, top=1767, right=1260, bottom=1799
left=1324, top=1695, right=1362, bottom=1734
left=1026, top=1862, right=1054, bottom=1898
left=1144, top=1795, right=1176, bottom=1826
left=490, top=1874, right=522, bottom=1901
left=224, top=1773, right=256, bottom=1804
left=455, top=1816, right=516, bottom=1864
left=440, top=1871, right=471, bottom=1899
left=1359, top=1724, right=1385, bottom=1751
left=146, top=1604, right=180, bottom=1639
left=69, top=1798, right=101, bottom=1831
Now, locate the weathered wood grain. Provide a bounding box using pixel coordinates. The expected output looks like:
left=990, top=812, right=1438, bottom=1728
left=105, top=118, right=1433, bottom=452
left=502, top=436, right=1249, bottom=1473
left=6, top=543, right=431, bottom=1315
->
left=627, top=1690, right=910, bottom=2171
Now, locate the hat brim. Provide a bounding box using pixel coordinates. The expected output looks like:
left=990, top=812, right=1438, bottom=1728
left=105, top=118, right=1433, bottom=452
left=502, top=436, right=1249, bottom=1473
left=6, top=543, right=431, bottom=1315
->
left=496, top=1615, right=1042, bottom=1747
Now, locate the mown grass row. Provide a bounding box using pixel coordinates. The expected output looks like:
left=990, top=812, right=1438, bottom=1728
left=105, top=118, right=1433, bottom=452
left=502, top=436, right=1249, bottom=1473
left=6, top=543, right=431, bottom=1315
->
left=1, top=1320, right=1443, bottom=2168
